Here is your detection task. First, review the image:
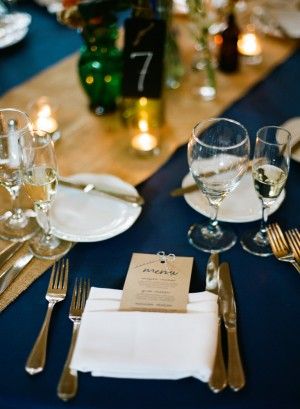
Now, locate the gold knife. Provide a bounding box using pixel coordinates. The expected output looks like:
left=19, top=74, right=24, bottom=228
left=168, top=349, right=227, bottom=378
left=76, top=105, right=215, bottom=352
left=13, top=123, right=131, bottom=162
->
left=59, top=179, right=144, bottom=207
left=218, top=262, right=245, bottom=391
left=205, top=253, right=227, bottom=393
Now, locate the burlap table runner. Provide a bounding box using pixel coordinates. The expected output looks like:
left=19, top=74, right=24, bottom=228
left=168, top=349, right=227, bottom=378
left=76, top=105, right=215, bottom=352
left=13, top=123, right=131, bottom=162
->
left=0, top=21, right=297, bottom=312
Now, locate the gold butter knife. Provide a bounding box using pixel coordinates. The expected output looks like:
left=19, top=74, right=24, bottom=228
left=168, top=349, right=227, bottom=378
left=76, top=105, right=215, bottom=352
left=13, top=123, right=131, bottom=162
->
left=218, top=262, right=245, bottom=391
left=59, top=179, right=144, bottom=207
left=205, top=253, right=227, bottom=393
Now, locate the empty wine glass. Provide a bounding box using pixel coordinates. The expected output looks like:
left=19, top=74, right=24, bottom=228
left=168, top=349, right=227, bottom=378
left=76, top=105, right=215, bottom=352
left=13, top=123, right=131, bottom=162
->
left=187, top=118, right=250, bottom=253
left=0, top=108, right=38, bottom=241
left=21, top=130, right=72, bottom=259
left=240, top=126, right=291, bottom=256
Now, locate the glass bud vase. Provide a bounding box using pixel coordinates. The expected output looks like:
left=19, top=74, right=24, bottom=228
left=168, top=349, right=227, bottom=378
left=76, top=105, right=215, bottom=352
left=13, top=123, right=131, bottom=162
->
left=78, top=22, right=122, bottom=115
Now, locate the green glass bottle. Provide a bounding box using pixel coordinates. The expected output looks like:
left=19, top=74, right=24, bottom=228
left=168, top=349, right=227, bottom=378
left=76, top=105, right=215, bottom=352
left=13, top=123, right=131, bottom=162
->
left=78, top=21, right=122, bottom=115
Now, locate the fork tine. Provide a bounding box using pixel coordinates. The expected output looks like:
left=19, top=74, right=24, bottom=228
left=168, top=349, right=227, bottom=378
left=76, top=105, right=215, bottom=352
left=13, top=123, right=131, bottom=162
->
left=286, top=230, right=300, bottom=261
left=61, top=259, right=69, bottom=290
left=273, top=223, right=288, bottom=251
left=268, top=224, right=282, bottom=253
left=48, top=261, right=58, bottom=291
left=71, top=278, right=78, bottom=310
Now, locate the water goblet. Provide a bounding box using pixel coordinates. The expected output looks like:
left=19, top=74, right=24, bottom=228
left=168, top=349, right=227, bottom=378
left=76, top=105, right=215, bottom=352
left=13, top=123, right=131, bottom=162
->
left=240, top=126, right=291, bottom=256
left=0, top=108, right=38, bottom=241
left=21, top=130, right=72, bottom=259
left=187, top=118, right=250, bottom=253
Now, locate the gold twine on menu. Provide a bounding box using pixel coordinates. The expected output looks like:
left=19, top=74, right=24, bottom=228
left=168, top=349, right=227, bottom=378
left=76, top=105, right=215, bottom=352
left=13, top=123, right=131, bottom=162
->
left=0, top=19, right=297, bottom=312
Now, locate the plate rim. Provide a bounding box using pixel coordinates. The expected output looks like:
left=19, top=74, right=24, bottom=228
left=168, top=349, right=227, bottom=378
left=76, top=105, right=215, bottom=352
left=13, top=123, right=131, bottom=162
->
left=49, top=173, right=142, bottom=242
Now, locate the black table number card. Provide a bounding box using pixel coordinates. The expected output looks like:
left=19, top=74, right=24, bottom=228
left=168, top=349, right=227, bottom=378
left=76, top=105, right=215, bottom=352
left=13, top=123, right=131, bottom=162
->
left=122, top=18, right=166, bottom=99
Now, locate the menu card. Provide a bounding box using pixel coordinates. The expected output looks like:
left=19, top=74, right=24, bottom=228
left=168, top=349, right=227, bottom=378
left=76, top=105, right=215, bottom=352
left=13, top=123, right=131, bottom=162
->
left=120, top=252, right=193, bottom=313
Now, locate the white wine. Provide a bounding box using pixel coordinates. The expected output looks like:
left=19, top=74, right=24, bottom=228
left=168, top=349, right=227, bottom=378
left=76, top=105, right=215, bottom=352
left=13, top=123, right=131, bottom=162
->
left=23, top=166, right=57, bottom=207
left=253, top=164, right=287, bottom=205
left=0, top=166, right=21, bottom=191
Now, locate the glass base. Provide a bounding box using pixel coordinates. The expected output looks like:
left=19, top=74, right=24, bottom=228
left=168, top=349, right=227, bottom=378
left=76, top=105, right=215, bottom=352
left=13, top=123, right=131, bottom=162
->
left=188, top=223, right=237, bottom=253
left=0, top=213, right=39, bottom=242
left=240, top=228, right=273, bottom=257
left=29, top=230, right=72, bottom=260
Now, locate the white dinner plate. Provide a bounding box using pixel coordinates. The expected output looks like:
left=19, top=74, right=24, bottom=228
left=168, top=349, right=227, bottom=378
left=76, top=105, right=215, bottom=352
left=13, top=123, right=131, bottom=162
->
left=182, top=172, right=285, bottom=223
left=49, top=173, right=142, bottom=242
left=280, top=117, right=300, bottom=163
left=252, top=1, right=300, bottom=39
left=0, top=12, right=31, bottom=49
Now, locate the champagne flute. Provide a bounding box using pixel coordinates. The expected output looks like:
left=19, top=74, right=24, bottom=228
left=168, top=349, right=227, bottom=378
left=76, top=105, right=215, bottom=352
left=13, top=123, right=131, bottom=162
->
left=240, top=126, right=291, bottom=256
left=21, top=130, right=72, bottom=259
left=0, top=108, right=38, bottom=241
left=187, top=118, right=250, bottom=253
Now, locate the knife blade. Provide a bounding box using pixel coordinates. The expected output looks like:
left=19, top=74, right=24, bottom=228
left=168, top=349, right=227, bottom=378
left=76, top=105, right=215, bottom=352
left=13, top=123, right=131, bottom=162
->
left=205, top=253, right=227, bottom=393
left=0, top=242, right=23, bottom=270
left=0, top=251, right=34, bottom=295
left=218, top=262, right=245, bottom=391
left=59, top=179, right=144, bottom=207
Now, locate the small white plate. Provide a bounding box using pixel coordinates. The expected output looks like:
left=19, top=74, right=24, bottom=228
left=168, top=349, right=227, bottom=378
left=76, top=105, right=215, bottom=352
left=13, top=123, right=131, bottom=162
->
left=182, top=172, right=285, bottom=223
left=0, top=12, right=31, bottom=49
left=280, top=117, right=300, bottom=163
left=49, top=173, right=142, bottom=242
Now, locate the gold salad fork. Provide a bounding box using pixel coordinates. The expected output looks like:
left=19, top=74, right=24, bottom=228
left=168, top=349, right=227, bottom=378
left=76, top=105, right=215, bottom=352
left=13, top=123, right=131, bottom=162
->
left=57, top=278, right=90, bottom=401
left=267, top=224, right=300, bottom=273
left=25, top=259, right=69, bottom=375
left=285, top=229, right=300, bottom=264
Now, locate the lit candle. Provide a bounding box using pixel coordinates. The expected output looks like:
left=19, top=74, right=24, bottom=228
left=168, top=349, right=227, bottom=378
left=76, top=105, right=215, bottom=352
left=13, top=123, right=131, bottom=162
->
left=29, top=97, right=61, bottom=141
left=238, top=33, right=262, bottom=57
left=131, top=119, right=159, bottom=154
left=35, top=104, right=58, bottom=134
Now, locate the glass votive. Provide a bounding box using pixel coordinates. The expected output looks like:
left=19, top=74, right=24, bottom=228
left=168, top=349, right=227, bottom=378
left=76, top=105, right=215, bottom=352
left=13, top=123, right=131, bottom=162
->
left=28, top=96, right=61, bottom=142
left=237, top=25, right=263, bottom=65
left=129, top=114, right=160, bottom=157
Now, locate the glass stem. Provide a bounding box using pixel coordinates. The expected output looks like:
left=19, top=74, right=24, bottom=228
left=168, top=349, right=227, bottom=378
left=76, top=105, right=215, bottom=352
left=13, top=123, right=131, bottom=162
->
left=208, top=203, right=220, bottom=234
left=10, top=186, right=24, bottom=223
left=38, top=204, right=52, bottom=242
left=259, top=200, right=269, bottom=240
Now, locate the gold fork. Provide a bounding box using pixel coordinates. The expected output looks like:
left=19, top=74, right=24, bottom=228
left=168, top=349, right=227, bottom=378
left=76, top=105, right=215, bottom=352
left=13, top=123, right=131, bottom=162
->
left=25, top=259, right=69, bottom=375
left=285, top=229, right=300, bottom=264
left=57, top=277, right=90, bottom=401
left=267, top=224, right=300, bottom=273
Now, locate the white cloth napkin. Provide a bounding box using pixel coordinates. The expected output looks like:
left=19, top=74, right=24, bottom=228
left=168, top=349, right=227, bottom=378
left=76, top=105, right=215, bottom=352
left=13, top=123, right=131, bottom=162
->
left=70, top=288, right=218, bottom=381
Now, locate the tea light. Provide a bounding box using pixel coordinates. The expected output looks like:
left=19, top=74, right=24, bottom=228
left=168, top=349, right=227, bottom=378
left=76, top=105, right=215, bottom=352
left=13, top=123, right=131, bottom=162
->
left=130, top=119, right=159, bottom=156
left=238, top=31, right=262, bottom=65
left=29, top=97, right=61, bottom=142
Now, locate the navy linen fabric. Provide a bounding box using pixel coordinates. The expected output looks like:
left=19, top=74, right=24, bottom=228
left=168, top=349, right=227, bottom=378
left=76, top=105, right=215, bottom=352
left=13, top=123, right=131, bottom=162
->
left=1, top=2, right=300, bottom=409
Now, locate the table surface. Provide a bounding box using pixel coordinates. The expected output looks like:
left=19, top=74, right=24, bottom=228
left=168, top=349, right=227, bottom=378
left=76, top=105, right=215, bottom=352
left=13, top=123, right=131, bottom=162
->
left=1, top=2, right=300, bottom=409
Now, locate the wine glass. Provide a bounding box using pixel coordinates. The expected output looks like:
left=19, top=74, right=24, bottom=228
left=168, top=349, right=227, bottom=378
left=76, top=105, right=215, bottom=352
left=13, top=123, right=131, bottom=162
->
left=187, top=118, right=250, bottom=253
left=0, top=108, right=38, bottom=241
left=21, top=130, right=72, bottom=259
left=240, top=126, right=291, bottom=256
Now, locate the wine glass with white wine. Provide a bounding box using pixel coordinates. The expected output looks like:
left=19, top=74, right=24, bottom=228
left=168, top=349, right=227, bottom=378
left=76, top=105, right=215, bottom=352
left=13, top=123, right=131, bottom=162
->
left=187, top=118, right=250, bottom=253
left=240, top=126, right=291, bottom=256
left=21, top=130, right=72, bottom=259
left=0, top=108, right=38, bottom=241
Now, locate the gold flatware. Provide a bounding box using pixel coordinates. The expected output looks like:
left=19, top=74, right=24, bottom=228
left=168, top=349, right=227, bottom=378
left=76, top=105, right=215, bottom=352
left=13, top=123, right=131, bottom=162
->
left=59, top=179, right=144, bottom=207
left=0, top=242, right=23, bottom=270
left=25, top=259, right=69, bottom=375
left=267, top=223, right=300, bottom=273
left=285, top=228, right=300, bottom=263
left=0, top=249, right=33, bottom=295
left=57, top=277, right=90, bottom=401
left=170, top=161, right=252, bottom=197
left=206, top=253, right=227, bottom=393
left=219, top=262, right=245, bottom=391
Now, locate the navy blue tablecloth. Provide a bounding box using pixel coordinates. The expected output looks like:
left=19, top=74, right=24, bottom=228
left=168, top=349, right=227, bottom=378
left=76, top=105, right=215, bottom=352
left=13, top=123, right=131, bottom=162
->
left=1, top=2, right=300, bottom=409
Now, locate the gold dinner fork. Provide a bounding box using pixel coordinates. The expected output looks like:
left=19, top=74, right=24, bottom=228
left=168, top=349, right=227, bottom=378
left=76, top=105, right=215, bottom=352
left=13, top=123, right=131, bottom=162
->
left=57, top=277, right=90, bottom=401
left=25, top=259, right=69, bottom=375
left=267, top=224, right=300, bottom=273
left=285, top=229, right=300, bottom=264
